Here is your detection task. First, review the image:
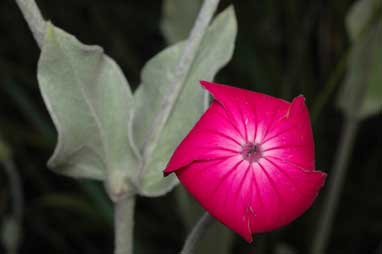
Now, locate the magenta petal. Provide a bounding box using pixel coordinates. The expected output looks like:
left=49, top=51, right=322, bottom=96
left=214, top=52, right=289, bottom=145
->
left=261, top=96, right=315, bottom=171
left=200, top=81, right=291, bottom=144
left=164, top=101, right=244, bottom=175
left=177, top=157, right=256, bottom=242
left=164, top=81, right=326, bottom=242
left=177, top=156, right=326, bottom=241
left=248, top=158, right=326, bottom=233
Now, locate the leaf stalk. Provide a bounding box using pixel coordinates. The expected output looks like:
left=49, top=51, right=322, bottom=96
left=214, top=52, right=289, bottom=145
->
left=140, top=0, right=220, bottom=173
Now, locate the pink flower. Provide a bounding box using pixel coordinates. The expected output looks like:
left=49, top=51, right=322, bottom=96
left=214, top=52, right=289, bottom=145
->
left=164, top=81, right=326, bottom=242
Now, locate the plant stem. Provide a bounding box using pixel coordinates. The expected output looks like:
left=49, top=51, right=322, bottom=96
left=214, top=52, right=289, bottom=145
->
left=181, top=212, right=214, bottom=254
left=114, top=195, right=136, bottom=254
left=14, top=0, right=46, bottom=47
left=0, top=139, right=24, bottom=254
left=311, top=116, right=359, bottom=254
left=141, top=0, right=220, bottom=166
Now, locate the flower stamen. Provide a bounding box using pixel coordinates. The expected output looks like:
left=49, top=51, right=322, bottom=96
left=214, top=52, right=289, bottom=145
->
left=241, top=143, right=262, bottom=163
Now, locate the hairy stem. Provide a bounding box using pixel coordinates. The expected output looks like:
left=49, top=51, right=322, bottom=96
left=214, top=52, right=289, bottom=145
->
left=114, top=196, right=135, bottom=254
left=141, top=0, right=220, bottom=167
left=311, top=117, right=359, bottom=254
left=15, top=0, right=46, bottom=47
left=181, top=213, right=215, bottom=254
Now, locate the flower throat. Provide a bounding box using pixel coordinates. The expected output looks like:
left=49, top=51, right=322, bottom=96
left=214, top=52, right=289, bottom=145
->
left=241, top=143, right=262, bottom=163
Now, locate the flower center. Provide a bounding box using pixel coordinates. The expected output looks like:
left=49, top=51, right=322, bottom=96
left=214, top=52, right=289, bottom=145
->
left=241, top=143, right=262, bottom=163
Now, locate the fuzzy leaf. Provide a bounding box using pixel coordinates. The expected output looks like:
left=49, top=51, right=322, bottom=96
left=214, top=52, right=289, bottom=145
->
left=37, top=23, right=137, bottom=187
left=161, top=0, right=202, bottom=43
left=131, top=7, right=237, bottom=196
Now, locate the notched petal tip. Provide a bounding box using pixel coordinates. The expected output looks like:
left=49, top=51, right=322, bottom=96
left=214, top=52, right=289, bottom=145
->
left=163, top=159, right=190, bottom=177
left=199, top=80, right=233, bottom=95
left=315, top=170, right=327, bottom=187
left=200, top=80, right=253, bottom=110
left=199, top=80, right=222, bottom=96
left=244, top=228, right=254, bottom=242
left=284, top=95, right=309, bottom=119
left=199, top=80, right=212, bottom=87
left=163, top=156, right=182, bottom=176
left=291, top=95, right=308, bottom=111
left=244, top=234, right=254, bottom=243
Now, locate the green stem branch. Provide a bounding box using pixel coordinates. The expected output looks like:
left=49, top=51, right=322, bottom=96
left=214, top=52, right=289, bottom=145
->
left=181, top=213, right=215, bottom=254
left=114, top=196, right=136, bottom=254
left=311, top=117, right=359, bottom=254
left=14, top=0, right=46, bottom=47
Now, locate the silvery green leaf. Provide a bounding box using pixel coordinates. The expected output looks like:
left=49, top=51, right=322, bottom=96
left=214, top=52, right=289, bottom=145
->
left=132, top=7, right=237, bottom=196
left=161, top=0, right=202, bottom=43
left=339, top=12, right=382, bottom=119
left=37, top=23, right=137, bottom=189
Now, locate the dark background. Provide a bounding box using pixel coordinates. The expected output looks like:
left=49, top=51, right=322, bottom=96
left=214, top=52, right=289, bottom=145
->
left=0, top=0, right=381, bottom=253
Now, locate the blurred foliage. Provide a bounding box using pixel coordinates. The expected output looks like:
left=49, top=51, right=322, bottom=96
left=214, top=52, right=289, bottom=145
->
left=161, top=0, right=202, bottom=44
left=0, top=0, right=381, bottom=254
left=338, top=0, right=382, bottom=119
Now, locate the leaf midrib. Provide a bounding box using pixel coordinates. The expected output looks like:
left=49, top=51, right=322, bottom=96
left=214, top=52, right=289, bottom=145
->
left=54, top=30, right=109, bottom=168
